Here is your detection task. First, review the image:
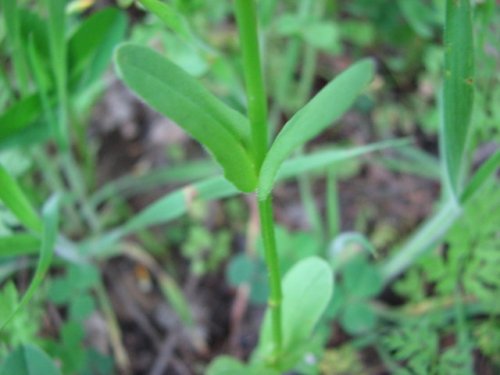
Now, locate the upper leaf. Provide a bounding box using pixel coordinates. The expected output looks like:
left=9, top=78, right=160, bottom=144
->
left=441, top=0, right=474, bottom=200
left=114, top=43, right=257, bottom=192
left=258, top=59, right=375, bottom=199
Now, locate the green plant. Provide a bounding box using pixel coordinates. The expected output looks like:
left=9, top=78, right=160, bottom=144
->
left=112, top=0, right=394, bottom=371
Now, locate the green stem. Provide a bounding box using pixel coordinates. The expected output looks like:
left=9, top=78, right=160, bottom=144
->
left=234, top=0, right=268, bottom=169
left=235, top=0, right=283, bottom=362
left=258, top=196, right=282, bottom=361
left=380, top=199, right=461, bottom=285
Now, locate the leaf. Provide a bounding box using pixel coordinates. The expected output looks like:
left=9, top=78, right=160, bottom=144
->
left=0, top=344, right=62, bottom=375
left=114, top=43, right=257, bottom=192
left=0, top=95, right=44, bottom=141
left=0, top=234, right=40, bottom=257
left=302, top=22, right=340, bottom=53
left=329, top=232, right=377, bottom=268
left=45, top=0, right=68, bottom=148
left=68, top=8, right=127, bottom=89
left=0, top=195, right=59, bottom=331
left=278, top=138, right=410, bottom=180
left=82, top=141, right=404, bottom=257
left=0, top=121, right=51, bottom=151
left=340, top=301, right=377, bottom=335
left=45, top=0, right=66, bottom=81
left=441, top=0, right=474, bottom=199
left=397, top=0, right=436, bottom=39
left=207, top=356, right=278, bottom=375
left=343, top=256, right=382, bottom=299
left=89, top=159, right=217, bottom=207
left=460, top=150, right=500, bottom=203
left=257, top=257, right=333, bottom=368
left=137, top=0, right=191, bottom=39
left=258, top=59, right=375, bottom=199
left=381, top=199, right=462, bottom=284
left=0, top=164, right=42, bottom=232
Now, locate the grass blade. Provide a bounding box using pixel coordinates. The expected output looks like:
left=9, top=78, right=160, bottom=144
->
left=460, top=150, right=500, bottom=204
left=1, top=0, right=30, bottom=93
left=278, top=138, right=410, bottom=179
left=0, top=195, right=60, bottom=331
left=0, top=234, right=40, bottom=257
left=82, top=140, right=406, bottom=256
left=89, top=159, right=217, bottom=207
left=68, top=8, right=127, bottom=89
left=259, top=59, right=375, bottom=199
left=0, top=164, right=42, bottom=233
left=45, top=0, right=69, bottom=149
left=441, top=0, right=474, bottom=199
left=115, top=43, right=257, bottom=192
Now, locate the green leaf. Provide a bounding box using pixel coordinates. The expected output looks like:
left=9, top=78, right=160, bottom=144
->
left=460, top=150, right=500, bottom=203
left=69, top=294, right=95, bottom=322
left=441, top=0, right=474, bottom=199
left=302, top=22, right=340, bottom=53
left=0, top=234, right=40, bottom=257
left=137, top=0, right=191, bottom=39
left=278, top=138, right=410, bottom=180
left=82, top=141, right=404, bottom=257
left=0, top=344, right=61, bottom=375
left=68, top=8, right=127, bottom=89
left=114, top=43, right=257, bottom=192
left=0, top=164, right=42, bottom=232
left=258, top=59, right=375, bottom=199
left=0, top=121, right=51, bottom=151
left=343, top=256, right=382, bottom=299
left=1, top=0, right=30, bottom=93
left=397, top=0, right=437, bottom=39
left=0, top=95, right=44, bottom=142
left=45, top=0, right=68, bottom=148
left=45, top=0, right=66, bottom=81
left=340, top=302, right=377, bottom=335
left=281, top=257, right=333, bottom=348
left=89, top=159, right=217, bottom=206
left=207, top=356, right=278, bottom=375
left=257, top=257, right=333, bottom=368
left=0, top=195, right=60, bottom=331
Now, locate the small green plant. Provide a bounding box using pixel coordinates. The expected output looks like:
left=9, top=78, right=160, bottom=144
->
left=112, top=0, right=385, bottom=371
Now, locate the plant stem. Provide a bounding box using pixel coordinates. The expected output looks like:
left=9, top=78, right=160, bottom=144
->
left=234, top=0, right=268, bottom=169
left=234, top=0, right=283, bottom=362
left=258, top=196, right=282, bottom=360
left=380, top=199, right=461, bottom=285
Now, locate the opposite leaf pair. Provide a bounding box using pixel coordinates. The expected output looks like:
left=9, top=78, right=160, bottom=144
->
left=114, top=44, right=375, bottom=197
